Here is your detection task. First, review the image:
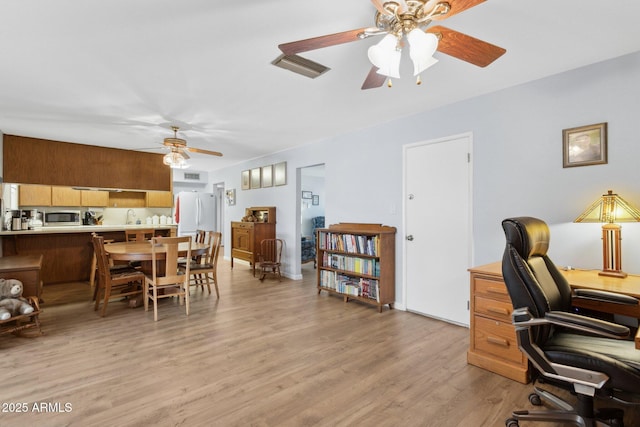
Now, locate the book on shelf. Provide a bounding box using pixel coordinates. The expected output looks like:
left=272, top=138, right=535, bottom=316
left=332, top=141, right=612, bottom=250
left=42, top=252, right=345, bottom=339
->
left=319, top=270, right=380, bottom=301
left=318, top=231, right=380, bottom=256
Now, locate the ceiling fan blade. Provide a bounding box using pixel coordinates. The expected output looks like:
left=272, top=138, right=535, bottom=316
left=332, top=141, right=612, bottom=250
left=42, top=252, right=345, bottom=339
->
left=186, top=147, right=223, bottom=157
left=361, top=66, right=387, bottom=90
left=427, top=25, right=506, bottom=67
left=279, top=28, right=370, bottom=55
left=430, top=0, right=486, bottom=21
left=181, top=150, right=190, bottom=160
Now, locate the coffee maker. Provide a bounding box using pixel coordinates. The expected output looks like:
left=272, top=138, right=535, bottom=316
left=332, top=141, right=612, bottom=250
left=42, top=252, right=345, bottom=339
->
left=84, top=210, right=97, bottom=225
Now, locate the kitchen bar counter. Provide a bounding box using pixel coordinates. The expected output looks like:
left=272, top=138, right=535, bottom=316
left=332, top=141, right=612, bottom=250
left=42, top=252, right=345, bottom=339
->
left=0, top=225, right=177, bottom=287
left=0, top=224, right=176, bottom=236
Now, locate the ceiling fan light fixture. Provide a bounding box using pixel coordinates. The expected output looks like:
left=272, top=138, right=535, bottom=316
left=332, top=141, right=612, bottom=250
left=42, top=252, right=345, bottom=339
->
left=368, top=33, right=401, bottom=78
left=163, top=149, right=188, bottom=169
left=407, top=29, right=439, bottom=75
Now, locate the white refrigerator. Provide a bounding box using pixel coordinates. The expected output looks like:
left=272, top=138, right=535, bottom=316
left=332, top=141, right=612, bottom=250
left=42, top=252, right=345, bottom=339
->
left=176, top=192, right=217, bottom=237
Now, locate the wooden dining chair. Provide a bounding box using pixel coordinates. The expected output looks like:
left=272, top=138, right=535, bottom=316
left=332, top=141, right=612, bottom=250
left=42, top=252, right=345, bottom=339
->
left=125, top=229, right=155, bottom=242
left=257, top=238, right=284, bottom=282
left=179, top=231, right=222, bottom=298
left=92, top=234, right=145, bottom=317
left=143, top=236, right=192, bottom=321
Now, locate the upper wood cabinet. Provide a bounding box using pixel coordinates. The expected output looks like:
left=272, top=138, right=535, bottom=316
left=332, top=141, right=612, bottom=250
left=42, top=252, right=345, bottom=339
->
left=3, top=135, right=171, bottom=191
left=81, top=190, right=109, bottom=207
left=108, top=191, right=146, bottom=208
left=51, top=186, right=81, bottom=206
left=18, top=185, right=52, bottom=206
left=146, top=191, right=173, bottom=208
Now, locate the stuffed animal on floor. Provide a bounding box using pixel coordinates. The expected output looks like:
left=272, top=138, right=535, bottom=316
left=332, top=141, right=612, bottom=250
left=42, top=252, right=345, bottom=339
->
left=0, top=279, right=34, bottom=320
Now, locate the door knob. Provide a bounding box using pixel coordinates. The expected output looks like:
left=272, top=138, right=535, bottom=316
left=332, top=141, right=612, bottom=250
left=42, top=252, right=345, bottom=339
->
left=406, top=235, right=414, bottom=241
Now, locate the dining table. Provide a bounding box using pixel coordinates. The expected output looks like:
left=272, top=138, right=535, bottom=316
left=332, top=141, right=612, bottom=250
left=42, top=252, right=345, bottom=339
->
left=105, top=241, right=209, bottom=274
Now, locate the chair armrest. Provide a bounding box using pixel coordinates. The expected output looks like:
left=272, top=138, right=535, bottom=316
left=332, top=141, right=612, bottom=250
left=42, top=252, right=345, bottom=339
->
left=572, top=288, right=638, bottom=306
left=546, top=311, right=629, bottom=338
left=512, top=308, right=629, bottom=339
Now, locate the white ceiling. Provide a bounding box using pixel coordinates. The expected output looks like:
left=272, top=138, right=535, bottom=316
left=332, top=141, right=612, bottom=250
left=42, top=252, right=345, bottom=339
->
left=2, top=1, right=640, bottom=172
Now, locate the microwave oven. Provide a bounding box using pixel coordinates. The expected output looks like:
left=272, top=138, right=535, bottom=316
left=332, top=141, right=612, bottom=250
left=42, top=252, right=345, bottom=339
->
left=44, top=210, right=82, bottom=226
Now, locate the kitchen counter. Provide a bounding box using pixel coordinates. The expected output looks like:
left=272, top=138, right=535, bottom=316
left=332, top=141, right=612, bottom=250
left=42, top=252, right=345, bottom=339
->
left=0, top=224, right=176, bottom=236
left=0, top=224, right=177, bottom=286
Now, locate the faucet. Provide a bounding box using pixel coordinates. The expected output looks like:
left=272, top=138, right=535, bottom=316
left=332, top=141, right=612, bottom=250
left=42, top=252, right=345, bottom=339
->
left=126, top=209, right=136, bottom=225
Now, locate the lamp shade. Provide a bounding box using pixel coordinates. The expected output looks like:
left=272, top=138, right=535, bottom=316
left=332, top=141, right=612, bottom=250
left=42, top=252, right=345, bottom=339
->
left=407, top=29, right=439, bottom=76
left=163, top=150, right=188, bottom=169
left=574, top=190, right=640, bottom=223
left=368, top=33, right=401, bottom=79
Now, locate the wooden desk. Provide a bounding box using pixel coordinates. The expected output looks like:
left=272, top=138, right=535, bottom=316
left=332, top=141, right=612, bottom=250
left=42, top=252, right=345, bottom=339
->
left=0, top=254, right=43, bottom=300
left=468, top=262, right=640, bottom=383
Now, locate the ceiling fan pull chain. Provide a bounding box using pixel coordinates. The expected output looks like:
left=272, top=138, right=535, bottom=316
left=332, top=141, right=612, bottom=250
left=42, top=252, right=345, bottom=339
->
left=416, top=74, right=422, bottom=85
left=387, top=79, right=393, bottom=88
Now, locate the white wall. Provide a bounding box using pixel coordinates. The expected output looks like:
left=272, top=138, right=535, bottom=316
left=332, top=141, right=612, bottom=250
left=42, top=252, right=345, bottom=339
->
left=209, top=50, right=640, bottom=306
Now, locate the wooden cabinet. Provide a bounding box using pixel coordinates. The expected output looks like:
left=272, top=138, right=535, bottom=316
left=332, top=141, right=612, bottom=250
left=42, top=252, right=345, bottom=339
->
left=51, top=186, right=81, bottom=206
left=81, top=190, right=109, bottom=207
left=108, top=191, right=146, bottom=208
left=18, top=184, right=52, bottom=206
left=146, top=191, right=173, bottom=207
left=467, top=263, right=529, bottom=384
left=316, top=223, right=396, bottom=312
left=231, top=207, right=276, bottom=276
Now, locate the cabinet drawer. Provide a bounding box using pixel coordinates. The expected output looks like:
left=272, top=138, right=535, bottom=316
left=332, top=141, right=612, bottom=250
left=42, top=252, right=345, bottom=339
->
left=473, top=315, right=523, bottom=365
left=474, top=277, right=510, bottom=302
left=475, top=295, right=513, bottom=322
left=232, top=222, right=254, bottom=229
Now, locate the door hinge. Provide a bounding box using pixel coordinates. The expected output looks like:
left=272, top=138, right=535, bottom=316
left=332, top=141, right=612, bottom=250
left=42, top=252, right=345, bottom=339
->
left=467, top=300, right=470, bottom=310
left=467, top=153, right=471, bottom=163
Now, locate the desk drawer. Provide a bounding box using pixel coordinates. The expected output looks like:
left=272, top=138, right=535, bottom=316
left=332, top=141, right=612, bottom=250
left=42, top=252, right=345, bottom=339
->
left=473, top=315, right=523, bottom=365
left=473, top=277, right=510, bottom=303
left=475, top=295, right=513, bottom=322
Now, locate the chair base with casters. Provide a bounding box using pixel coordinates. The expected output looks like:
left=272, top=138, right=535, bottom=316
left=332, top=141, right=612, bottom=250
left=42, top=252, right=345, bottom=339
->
left=257, top=238, right=283, bottom=282
left=501, top=217, right=640, bottom=427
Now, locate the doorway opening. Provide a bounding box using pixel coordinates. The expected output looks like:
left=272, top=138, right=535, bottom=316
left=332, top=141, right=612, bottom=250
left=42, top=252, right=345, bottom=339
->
left=299, top=164, right=325, bottom=278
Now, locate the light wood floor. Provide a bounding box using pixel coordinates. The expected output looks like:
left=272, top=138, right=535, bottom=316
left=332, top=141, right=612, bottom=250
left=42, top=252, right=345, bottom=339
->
left=1, top=261, right=638, bottom=427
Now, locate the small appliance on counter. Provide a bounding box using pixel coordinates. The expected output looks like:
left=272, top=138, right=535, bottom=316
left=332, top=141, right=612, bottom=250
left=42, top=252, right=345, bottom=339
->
left=25, top=209, right=43, bottom=229
left=44, top=210, right=82, bottom=227
left=83, top=210, right=97, bottom=225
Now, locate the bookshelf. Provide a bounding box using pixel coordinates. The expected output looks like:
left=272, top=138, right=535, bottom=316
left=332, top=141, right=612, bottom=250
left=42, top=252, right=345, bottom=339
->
left=316, top=223, right=396, bottom=312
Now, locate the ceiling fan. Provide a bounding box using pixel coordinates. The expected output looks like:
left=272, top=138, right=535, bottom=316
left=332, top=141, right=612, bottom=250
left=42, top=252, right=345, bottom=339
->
left=274, top=0, right=506, bottom=89
left=162, top=126, right=223, bottom=168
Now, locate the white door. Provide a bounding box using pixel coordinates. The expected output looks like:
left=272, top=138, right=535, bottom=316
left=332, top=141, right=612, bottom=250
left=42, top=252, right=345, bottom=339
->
left=404, top=134, right=472, bottom=326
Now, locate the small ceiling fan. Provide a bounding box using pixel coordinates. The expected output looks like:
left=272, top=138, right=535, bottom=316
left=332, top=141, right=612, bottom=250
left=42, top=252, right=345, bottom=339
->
left=162, top=126, right=223, bottom=168
left=274, top=0, right=506, bottom=89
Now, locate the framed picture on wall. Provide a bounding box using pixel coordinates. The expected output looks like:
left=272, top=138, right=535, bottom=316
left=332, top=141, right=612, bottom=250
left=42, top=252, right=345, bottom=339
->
left=274, top=161, right=287, bottom=186
left=262, top=165, right=273, bottom=187
left=250, top=167, right=261, bottom=189
left=302, top=191, right=312, bottom=199
left=225, top=189, right=236, bottom=206
left=312, top=195, right=319, bottom=205
left=241, top=170, right=250, bottom=190
left=562, top=122, right=608, bottom=168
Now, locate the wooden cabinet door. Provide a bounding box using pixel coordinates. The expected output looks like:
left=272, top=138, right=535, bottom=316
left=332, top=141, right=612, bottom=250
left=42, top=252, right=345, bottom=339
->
left=51, top=186, right=81, bottom=206
left=81, top=190, right=109, bottom=207
left=18, top=184, right=52, bottom=206
left=146, top=191, right=173, bottom=207
left=233, top=227, right=252, bottom=251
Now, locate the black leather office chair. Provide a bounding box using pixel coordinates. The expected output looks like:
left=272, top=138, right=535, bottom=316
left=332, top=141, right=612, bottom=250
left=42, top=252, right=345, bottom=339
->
left=501, top=217, right=640, bottom=427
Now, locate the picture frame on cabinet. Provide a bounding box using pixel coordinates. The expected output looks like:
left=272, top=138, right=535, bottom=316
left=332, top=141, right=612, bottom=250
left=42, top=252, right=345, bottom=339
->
left=261, top=165, right=273, bottom=187
left=562, top=122, right=607, bottom=168
left=241, top=170, right=250, bottom=190
left=274, top=161, right=287, bottom=186
left=250, top=167, right=261, bottom=189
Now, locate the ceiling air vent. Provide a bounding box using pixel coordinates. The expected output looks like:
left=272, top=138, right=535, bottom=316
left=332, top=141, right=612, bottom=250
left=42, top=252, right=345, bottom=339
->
left=174, top=170, right=208, bottom=185
left=272, top=54, right=330, bottom=79
left=183, top=172, right=200, bottom=181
